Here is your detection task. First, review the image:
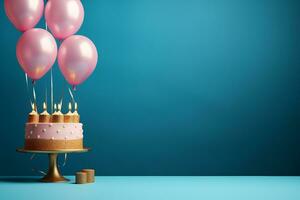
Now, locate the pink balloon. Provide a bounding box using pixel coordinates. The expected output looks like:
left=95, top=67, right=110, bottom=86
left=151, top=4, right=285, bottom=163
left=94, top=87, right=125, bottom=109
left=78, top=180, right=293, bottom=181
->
left=58, top=35, right=98, bottom=87
left=45, top=0, right=84, bottom=40
left=16, top=28, right=57, bottom=80
left=4, top=0, right=44, bottom=32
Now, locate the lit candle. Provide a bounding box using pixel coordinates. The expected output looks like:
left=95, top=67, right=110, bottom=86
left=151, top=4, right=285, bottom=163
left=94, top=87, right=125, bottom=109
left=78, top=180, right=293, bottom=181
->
left=28, top=103, right=39, bottom=123
left=39, top=102, right=50, bottom=123
left=64, top=102, right=74, bottom=123
left=73, top=102, right=80, bottom=123
left=51, top=103, right=64, bottom=123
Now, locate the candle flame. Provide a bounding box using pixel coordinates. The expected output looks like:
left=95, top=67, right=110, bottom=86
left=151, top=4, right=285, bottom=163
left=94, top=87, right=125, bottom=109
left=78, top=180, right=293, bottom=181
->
left=58, top=104, right=62, bottom=111
left=68, top=102, right=72, bottom=111
left=54, top=103, right=57, bottom=111
left=43, top=102, right=47, bottom=110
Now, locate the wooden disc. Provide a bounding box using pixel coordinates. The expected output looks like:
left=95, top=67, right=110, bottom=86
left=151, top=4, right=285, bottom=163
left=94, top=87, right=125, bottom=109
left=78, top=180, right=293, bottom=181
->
left=75, top=172, right=87, bottom=184
left=82, top=169, right=95, bottom=183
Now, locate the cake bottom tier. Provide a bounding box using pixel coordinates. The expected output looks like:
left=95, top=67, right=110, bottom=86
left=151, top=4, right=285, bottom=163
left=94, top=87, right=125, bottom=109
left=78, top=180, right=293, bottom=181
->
left=24, top=139, right=83, bottom=150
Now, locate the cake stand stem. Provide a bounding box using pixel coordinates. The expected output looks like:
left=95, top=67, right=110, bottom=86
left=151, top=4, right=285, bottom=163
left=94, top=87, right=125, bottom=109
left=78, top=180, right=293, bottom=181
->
left=40, top=153, right=69, bottom=182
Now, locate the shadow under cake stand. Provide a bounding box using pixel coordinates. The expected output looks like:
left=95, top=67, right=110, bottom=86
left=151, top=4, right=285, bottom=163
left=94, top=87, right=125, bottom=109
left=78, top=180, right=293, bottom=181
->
left=16, top=148, right=90, bottom=183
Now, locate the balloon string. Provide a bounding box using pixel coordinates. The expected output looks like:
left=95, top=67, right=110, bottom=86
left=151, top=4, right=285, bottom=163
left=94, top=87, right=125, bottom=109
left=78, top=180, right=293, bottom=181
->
left=32, top=169, right=47, bottom=175
left=59, top=83, right=65, bottom=108
left=68, top=87, right=75, bottom=104
left=25, top=73, right=32, bottom=107
left=57, top=154, right=68, bottom=168
left=29, top=153, right=68, bottom=176
left=62, top=153, right=68, bottom=167
left=29, top=154, right=47, bottom=175
left=50, top=68, right=53, bottom=113
left=45, top=0, right=48, bottom=31
left=30, top=153, right=35, bottom=160
left=32, top=85, right=37, bottom=107
left=45, top=0, right=53, bottom=113
left=45, top=87, right=47, bottom=105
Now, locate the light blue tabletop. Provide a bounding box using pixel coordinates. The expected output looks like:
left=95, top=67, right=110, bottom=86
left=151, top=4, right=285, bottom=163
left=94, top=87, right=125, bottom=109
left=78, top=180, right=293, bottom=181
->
left=0, top=176, right=299, bottom=200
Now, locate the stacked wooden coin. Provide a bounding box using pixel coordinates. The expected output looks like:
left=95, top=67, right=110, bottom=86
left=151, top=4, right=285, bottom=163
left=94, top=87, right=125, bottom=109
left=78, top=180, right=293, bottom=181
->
left=75, top=169, right=95, bottom=184
left=82, top=169, right=95, bottom=183
left=75, top=172, right=87, bottom=184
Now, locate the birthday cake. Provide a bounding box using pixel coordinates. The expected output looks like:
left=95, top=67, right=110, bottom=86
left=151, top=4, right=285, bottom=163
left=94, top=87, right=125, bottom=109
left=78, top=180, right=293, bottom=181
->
left=24, top=102, right=84, bottom=150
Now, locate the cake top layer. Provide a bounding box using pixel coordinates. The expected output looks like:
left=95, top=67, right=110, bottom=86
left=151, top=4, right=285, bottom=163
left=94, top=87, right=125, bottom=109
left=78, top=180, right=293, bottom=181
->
left=25, top=123, right=83, bottom=140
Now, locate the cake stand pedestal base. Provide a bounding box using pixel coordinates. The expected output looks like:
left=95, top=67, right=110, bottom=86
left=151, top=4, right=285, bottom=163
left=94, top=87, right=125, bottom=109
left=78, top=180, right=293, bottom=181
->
left=17, top=148, right=90, bottom=183
left=40, top=153, right=69, bottom=182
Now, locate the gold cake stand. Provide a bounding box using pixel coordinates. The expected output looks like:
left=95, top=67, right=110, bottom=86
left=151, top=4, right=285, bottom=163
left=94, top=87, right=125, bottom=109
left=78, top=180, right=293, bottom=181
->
left=16, top=148, right=90, bottom=183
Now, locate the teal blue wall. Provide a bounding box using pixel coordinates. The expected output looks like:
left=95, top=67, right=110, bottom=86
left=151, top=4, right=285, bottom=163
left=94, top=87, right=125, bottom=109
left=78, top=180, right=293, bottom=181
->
left=0, top=0, right=300, bottom=175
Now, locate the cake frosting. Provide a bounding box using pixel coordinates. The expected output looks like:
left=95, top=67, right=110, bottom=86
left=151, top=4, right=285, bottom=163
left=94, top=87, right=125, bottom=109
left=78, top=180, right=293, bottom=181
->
left=25, top=123, right=83, bottom=140
left=24, top=123, right=84, bottom=150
